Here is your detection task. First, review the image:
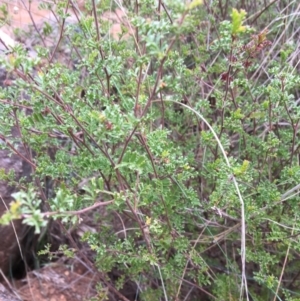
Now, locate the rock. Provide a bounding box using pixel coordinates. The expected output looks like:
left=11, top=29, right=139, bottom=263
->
left=0, top=29, right=15, bottom=53
left=0, top=148, right=32, bottom=198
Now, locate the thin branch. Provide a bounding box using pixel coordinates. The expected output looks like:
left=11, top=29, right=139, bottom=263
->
left=23, top=199, right=114, bottom=219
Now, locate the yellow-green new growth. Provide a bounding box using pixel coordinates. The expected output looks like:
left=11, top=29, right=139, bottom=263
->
left=234, top=160, right=250, bottom=176
left=231, top=8, right=247, bottom=36
left=187, top=0, right=203, bottom=10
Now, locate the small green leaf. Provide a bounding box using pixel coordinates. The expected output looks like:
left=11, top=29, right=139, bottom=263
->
left=232, top=108, right=244, bottom=119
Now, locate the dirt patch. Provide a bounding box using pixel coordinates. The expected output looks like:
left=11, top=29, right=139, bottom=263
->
left=17, top=262, right=98, bottom=301
left=0, top=261, right=100, bottom=301
left=0, top=0, right=130, bottom=44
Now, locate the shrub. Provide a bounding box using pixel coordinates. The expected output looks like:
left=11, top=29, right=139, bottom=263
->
left=1, top=0, right=300, bottom=300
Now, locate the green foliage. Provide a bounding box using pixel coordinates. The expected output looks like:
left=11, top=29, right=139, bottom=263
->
left=1, top=0, right=300, bottom=300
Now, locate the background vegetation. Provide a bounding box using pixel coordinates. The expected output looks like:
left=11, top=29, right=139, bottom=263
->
left=1, top=0, right=300, bottom=300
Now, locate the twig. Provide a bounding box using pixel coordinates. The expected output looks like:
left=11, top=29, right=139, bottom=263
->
left=0, top=135, right=36, bottom=169
left=273, top=224, right=294, bottom=301
left=22, top=200, right=114, bottom=219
